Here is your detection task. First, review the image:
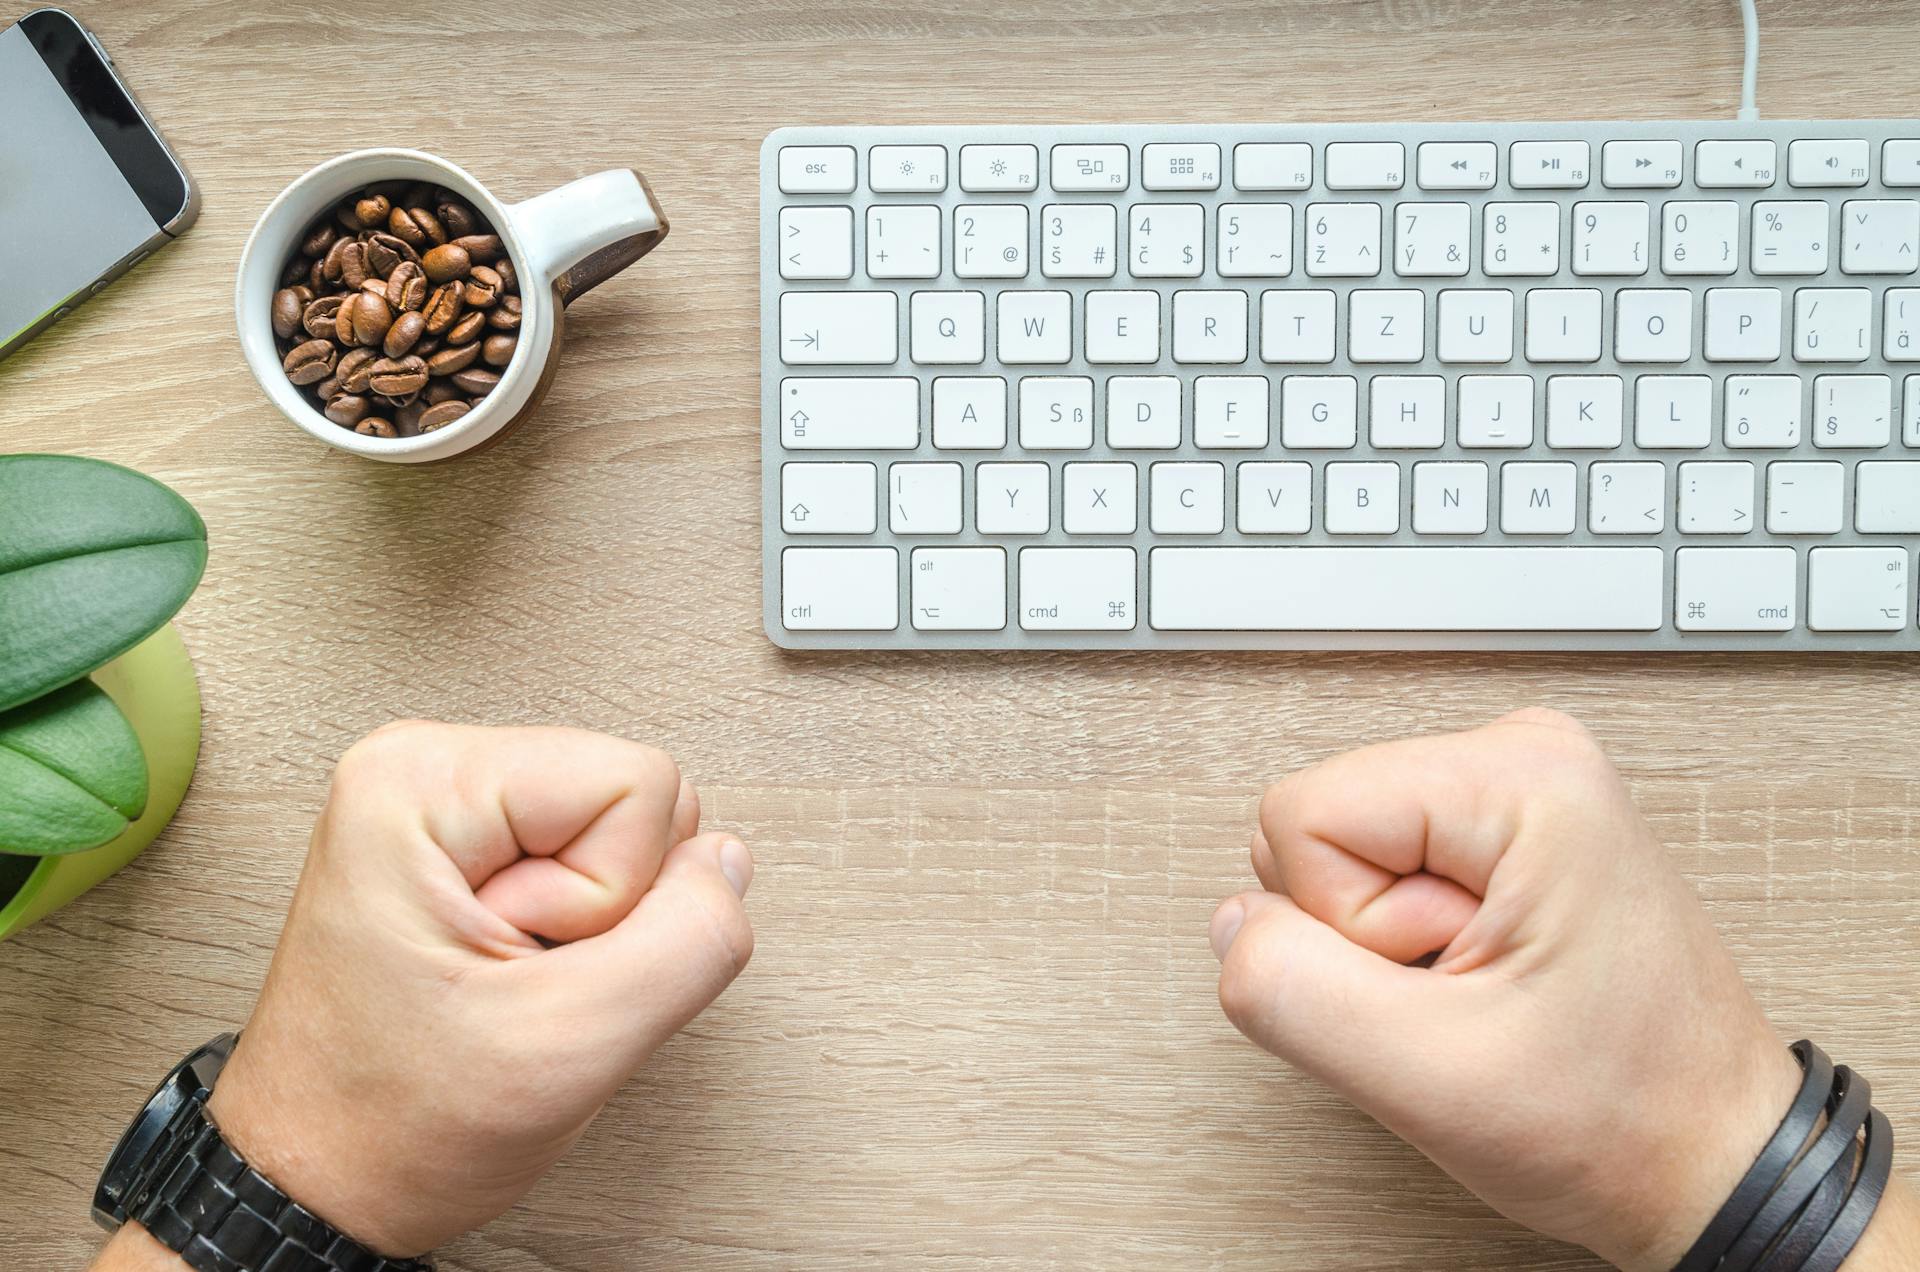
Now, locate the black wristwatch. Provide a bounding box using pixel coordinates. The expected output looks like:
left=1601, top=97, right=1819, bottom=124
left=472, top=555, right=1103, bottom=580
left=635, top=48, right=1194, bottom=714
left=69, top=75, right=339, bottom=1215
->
left=95, top=1034, right=433, bottom=1272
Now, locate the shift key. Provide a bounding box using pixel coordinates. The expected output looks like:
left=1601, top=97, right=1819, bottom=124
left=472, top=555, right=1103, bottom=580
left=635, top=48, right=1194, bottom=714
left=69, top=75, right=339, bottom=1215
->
left=780, top=291, right=898, bottom=364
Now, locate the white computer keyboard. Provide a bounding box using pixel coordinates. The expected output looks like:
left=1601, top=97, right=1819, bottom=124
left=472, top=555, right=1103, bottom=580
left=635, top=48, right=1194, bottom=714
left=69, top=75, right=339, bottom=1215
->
left=760, top=123, right=1920, bottom=651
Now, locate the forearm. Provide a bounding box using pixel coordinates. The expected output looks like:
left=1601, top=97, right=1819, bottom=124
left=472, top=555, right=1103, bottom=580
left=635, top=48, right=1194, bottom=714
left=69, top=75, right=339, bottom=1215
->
left=1844, top=1173, right=1920, bottom=1271
left=90, top=1225, right=187, bottom=1272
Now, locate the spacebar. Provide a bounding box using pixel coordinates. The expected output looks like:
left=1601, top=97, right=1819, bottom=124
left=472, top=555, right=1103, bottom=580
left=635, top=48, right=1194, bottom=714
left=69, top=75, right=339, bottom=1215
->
left=1150, top=547, right=1665, bottom=631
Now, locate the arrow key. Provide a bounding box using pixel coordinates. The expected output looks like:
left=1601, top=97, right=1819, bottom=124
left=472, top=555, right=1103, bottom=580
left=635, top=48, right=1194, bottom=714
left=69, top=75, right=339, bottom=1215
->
left=1417, top=141, right=1496, bottom=190
left=779, top=206, right=855, bottom=279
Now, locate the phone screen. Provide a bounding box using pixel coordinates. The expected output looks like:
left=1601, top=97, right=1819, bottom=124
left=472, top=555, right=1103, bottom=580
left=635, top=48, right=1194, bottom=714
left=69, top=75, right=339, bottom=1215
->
left=0, top=19, right=175, bottom=342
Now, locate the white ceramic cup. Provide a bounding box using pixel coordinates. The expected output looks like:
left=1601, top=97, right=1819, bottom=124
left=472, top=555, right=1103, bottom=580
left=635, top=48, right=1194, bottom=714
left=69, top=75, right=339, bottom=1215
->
left=236, top=148, right=668, bottom=463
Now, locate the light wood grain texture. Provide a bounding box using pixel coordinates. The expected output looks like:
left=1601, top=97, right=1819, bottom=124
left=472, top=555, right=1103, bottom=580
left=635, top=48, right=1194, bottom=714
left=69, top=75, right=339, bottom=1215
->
left=3, top=2, right=1918, bottom=1267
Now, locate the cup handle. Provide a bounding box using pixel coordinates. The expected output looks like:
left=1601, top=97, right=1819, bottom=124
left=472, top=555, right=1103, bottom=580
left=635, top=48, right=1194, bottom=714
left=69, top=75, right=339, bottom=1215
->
left=507, top=168, right=669, bottom=306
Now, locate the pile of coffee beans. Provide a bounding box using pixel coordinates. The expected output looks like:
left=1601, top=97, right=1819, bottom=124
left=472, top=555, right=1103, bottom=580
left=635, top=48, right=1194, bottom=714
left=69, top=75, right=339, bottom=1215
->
left=271, top=182, right=522, bottom=438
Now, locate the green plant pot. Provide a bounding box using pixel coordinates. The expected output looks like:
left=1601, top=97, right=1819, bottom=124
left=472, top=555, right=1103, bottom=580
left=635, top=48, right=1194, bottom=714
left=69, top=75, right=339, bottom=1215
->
left=0, top=624, right=202, bottom=941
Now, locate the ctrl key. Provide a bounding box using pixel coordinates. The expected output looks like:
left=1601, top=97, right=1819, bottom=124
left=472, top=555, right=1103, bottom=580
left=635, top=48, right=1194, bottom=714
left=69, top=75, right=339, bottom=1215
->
left=781, top=547, right=898, bottom=630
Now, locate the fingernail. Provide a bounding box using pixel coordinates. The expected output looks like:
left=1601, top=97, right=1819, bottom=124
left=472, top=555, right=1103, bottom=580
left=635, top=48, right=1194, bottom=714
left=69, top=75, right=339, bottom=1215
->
left=718, top=838, right=752, bottom=899
left=1210, top=898, right=1246, bottom=961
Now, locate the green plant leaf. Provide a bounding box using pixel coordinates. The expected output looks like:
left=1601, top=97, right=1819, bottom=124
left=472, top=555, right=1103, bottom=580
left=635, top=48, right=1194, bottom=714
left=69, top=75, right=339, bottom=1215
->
left=0, top=678, right=148, bottom=856
left=0, top=454, right=207, bottom=713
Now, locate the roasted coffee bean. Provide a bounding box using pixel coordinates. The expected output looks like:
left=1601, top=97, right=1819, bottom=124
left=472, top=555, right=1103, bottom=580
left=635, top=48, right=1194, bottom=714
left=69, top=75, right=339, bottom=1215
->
left=414, top=336, right=442, bottom=357
left=422, top=282, right=464, bottom=334
left=367, top=355, right=429, bottom=397
left=383, top=309, right=426, bottom=358
left=355, top=416, right=398, bottom=438
left=302, top=294, right=346, bottom=339
left=307, top=256, right=327, bottom=291
left=422, top=243, right=470, bottom=284
left=340, top=241, right=371, bottom=289
left=464, top=265, right=501, bottom=308
left=335, top=200, right=365, bottom=230
left=279, top=253, right=311, bottom=287
left=425, top=379, right=463, bottom=405
left=396, top=399, right=428, bottom=434
left=337, top=347, right=378, bottom=394
left=333, top=294, right=357, bottom=345
left=367, top=230, right=419, bottom=267
left=364, top=238, right=398, bottom=277
left=445, top=311, right=486, bottom=346
left=311, top=373, right=342, bottom=402
left=272, top=287, right=308, bottom=340
left=417, top=400, right=470, bottom=432
left=451, top=367, right=500, bottom=395
left=487, top=295, right=521, bottom=331
left=321, top=236, right=351, bottom=283
left=283, top=338, right=338, bottom=385
left=451, top=233, right=503, bottom=263
left=383, top=261, right=426, bottom=312
left=482, top=333, right=517, bottom=367
left=427, top=342, right=481, bottom=376
left=348, top=292, right=393, bottom=346
left=353, top=193, right=392, bottom=229
left=324, top=394, right=371, bottom=426
left=359, top=277, right=390, bottom=301
left=300, top=222, right=337, bottom=257
left=492, top=256, right=517, bottom=291
left=436, top=199, right=478, bottom=238
left=391, top=205, right=448, bottom=250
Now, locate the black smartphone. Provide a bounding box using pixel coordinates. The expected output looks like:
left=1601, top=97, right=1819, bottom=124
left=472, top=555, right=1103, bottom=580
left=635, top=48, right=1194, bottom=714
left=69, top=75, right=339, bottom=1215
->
left=0, top=7, right=198, bottom=361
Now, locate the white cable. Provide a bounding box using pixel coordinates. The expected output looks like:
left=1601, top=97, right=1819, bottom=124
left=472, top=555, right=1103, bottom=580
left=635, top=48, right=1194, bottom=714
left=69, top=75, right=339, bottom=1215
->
left=1737, top=0, right=1761, bottom=121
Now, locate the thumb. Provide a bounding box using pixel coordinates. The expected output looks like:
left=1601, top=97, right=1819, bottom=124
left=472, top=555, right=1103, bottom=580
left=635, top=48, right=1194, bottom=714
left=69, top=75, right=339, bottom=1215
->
left=1213, top=891, right=1470, bottom=1105
left=546, top=831, right=756, bottom=1064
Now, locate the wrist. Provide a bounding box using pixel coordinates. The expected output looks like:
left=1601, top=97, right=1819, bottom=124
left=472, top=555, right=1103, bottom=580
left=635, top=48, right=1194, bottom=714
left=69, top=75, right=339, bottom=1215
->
left=91, top=1224, right=191, bottom=1271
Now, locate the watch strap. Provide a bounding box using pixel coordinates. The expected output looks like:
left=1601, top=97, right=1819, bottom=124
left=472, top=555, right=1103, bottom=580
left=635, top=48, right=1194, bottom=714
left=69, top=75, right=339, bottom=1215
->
left=131, top=1100, right=431, bottom=1272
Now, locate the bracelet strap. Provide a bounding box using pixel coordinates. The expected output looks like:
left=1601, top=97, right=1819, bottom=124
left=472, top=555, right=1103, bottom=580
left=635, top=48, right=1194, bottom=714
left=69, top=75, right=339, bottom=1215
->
left=1673, top=1041, right=1834, bottom=1272
left=1798, top=1106, right=1896, bottom=1272
left=1750, top=1113, right=1860, bottom=1272
left=1719, top=1065, right=1873, bottom=1272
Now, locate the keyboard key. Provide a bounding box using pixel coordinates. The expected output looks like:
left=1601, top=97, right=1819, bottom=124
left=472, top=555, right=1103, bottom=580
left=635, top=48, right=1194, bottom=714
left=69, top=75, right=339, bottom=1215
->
left=1042, top=204, right=1118, bottom=278
left=954, top=205, right=1028, bottom=278
left=1143, top=143, right=1222, bottom=190
left=1457, top=375, right=1534, bottom=447
left=1236, top=462, right=1313, bottom=533
left=1260, top=290, right=1337, bottom=363
left=781, top=547, right=898, bottom=630
left=976, top=462, right=1050, bottom=534
left=1788, top=139, right=1869, bottom=188
left=1751, top=201, right=1830, bottom=275
left=1661, top=201, right=1739, bottom=275
left=1510, top=141, right=1589, bottom=189
left=1019, top=547, right=1137, bottom=630
left=1695, top=140, right=1777, bottom=188
left=1281, top=375, right=1358, bottom=448
left=1546, top=375, right=1623, bottom=448
left=1888, top=290, right=1920, bottom=361
left=1062, top=462, right=1138, bottom=533
left=1218, top=204, right=1293, bottom=277
left=998, top=291, right=1072, bottom=363
left=1634, top=375, right=1712, bottom=448
left=1484, top=202, right=1560, bottom=276
left=1588, top=462, right=1666, bottom=534
left=1808, top=548, right=1911, bottom=631
left=1614, top=289, right=1692, bottom=363
left=866, top=205, right=941, bottom=279
left=1674, top=548, right=1797, bottom=631
left=1411, top=462, right=1488, bottom=534
left=1369, top=375, right=1445, bottom=448
left=889, top=462, right=963, bottom=535
left=1129, top=203, right=1205, bottom=277
left=932, top=376, right=1006, bottom=449
left=1148, top=547, right=1663, bottom=631
left=1884, top=140, right=1920, bottom=188
left=1602, top=140, right=1682, bottom=188
left=1018, top=375, right=1094, bottom=448
left=1194, top=376, right=1269, bottom=447
left=780, top=292, right=898, bottom=365
left=1908, top=375, right=1920, bottom=444
left=1792, top=287, right=1871, bottom=362
left=1812, top=374, right=1892, bottom=447
left=1417, top=142, right=1496, bottom=190
left=1150, top=462, right=1226, bottom=534
left=1106, top=375, right=1181, bottom=447
left=1525, top=288, right=1603, bottom=362
left=1500, top=462, right=1577, bottom=533
left=1678, top=461, right=1756, bottom=533
left=1840, top=200, right=1920, bottom=274
left=959, top=144, right=1039, bottom=192
left=778, top=207, right=854, bottom=279
left=1348, top=289, right=1423, bottom=363
left=778, top=145, right=856, bottom=194
left=781, top=463, right=876, bottom=533
left=1724, top=375, right=1802, bottom=448
left=1051, top=144, right=1129, bottom=192
left=1324, top=463, right=1401, bottom=534
left=1394, top=201, right=1471, bottom=276
left=910, top=290, right=985, bottom=364
left=779, top=377, right=918, bottom=448
left=1437, top=289, right=1515, bottom=363
left=1085, top=290, right=1162, bottom=363
left=1766, top=461, right=1844, bottom=534
left=1856, top=462, right=1920, bottom=531
left=1704, top=288, right=1782, bottom=361
left=911, top=547, right=1007, bottom=630
left=870, top=145, right=948, bottom=192
left=1305, top=203, right=1383, bottom=277
left=1233, top=142, right=1313, bottom=191
left=1325, top=142, right=1405, bottom=190
left=1572, top=201, right=1649, bottom=275
left=1172, top=290, right=1249, bottom=363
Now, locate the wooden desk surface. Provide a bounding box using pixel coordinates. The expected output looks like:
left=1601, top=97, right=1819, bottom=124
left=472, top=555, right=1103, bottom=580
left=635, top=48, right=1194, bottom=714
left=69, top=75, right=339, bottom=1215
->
left=4, top=1, right=1918, bottom=1267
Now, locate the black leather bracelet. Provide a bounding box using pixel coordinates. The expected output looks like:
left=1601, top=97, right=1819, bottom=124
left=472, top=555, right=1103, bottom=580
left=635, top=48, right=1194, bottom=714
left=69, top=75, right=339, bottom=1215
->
left=1719, top=1065, right=1873, bottom=1272
left=1798, top=1105, right=1896, bottom=1272
left=1750, top=1112, right=1861, bottom=1272
left=1673, top=1041, right=1835, bottom=1272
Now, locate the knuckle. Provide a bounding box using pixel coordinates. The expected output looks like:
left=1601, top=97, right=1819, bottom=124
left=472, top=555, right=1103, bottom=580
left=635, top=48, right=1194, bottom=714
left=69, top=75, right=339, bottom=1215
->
left=622, top=741, right=682, bottom=800
left=697, top=893, right=756, bottom=978
left=332, top=720, right=433, bottom=785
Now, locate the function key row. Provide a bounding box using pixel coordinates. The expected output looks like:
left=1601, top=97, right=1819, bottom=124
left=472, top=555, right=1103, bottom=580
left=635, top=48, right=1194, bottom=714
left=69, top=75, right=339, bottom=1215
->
left=779, top=139, right=1920, bottom=197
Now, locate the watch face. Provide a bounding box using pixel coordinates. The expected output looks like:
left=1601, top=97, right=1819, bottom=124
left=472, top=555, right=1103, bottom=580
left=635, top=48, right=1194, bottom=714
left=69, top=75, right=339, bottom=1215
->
left=92, top=1034, right=236, bottom=1230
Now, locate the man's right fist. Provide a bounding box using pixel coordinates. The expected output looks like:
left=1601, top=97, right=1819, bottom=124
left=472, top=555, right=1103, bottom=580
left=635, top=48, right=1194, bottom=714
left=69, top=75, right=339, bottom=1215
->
left=203, top=722, right=755, bottom=1257
left=1210, top=709, right=1800, bottom=1270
